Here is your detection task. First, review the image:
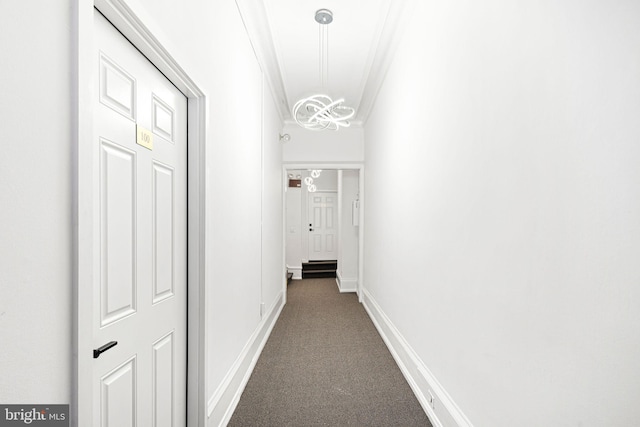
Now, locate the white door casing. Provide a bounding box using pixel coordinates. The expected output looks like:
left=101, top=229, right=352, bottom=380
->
left=308, top=192, right=338, bottom=260
left=92, top=11, right=187, bottom=427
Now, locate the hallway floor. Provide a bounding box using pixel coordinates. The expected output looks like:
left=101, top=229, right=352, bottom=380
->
left=228, top=278, right=432, bottom=426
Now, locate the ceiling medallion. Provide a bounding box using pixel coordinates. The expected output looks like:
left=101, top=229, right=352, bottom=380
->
left=293, top=9, right=355, bottom=131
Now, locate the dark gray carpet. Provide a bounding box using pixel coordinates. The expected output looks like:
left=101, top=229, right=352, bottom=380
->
left=228, top=278, right=432, bottom=427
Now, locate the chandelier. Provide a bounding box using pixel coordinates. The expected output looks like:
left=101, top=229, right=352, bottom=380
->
left=304, top=170, right=322, bottom=192
left=293, top=9, right=355, bottom=131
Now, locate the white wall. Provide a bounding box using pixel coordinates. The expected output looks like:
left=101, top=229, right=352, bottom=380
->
left=201, top=0, right=264, bottom=403
left=282, top=124, right=364, bottom=163
left=337, top=170, right=359, bottom=292
left=0, top=0, right=72, bottom=404
left=1, top=0, right=283, bottom=425
left=285, top=184, right=303, bottom=278
left=261, top=74, right=285, bottom=316
left=364, top=1, right=640, bottom=426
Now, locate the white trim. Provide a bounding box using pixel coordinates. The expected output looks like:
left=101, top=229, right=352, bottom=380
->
left=74, top=2, right=208, bottom=426
left=336, top=271, right=358, bottom=293
left=286, top=264, right=303, bottom=280
left=186, top=82, right=208, bottom=427
left=207, top=292, right=285, bottom=426
left=362, top=290, right=474, bottom=427
left=355, top=0, right=417, bottom=124
left=94, top=0, right=204, bottom=98
left=282, top=170, right=289, bottom=302
left=72, top=1, right=95, bottom=425
left=235, top=0, right=289, bottom=122
left=235, top=0, right=414, bottom=125
left=358, top=166, right=364, bottom=302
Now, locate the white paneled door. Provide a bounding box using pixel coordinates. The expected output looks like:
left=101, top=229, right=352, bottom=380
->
left=308, top=192, right=337, bottom=260
left=92, top=11, right=187, bottom=427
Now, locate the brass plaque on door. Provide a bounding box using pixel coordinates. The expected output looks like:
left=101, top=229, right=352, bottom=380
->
left=136, top=124, right=153, bottom=150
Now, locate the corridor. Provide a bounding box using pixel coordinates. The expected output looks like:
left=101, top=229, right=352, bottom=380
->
left=3, top=1, right=639, bottom=426
left=229, top=278, right=431, bottom=426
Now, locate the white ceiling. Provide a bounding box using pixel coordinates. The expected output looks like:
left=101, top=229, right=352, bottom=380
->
left=238, top=0, right=412, bottom=126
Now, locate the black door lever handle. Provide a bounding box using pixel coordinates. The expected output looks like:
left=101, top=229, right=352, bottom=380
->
left=93, top=341, right=118, bottom=359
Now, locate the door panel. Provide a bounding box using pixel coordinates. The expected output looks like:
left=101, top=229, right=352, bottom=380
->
left=326, top=234, right=334, bottom=252
left=308, top=192, right=337, bottom=260
left=152, top=332, right=174, bottom=427
left=152, top=95, right=175, bottom=142
left=93, top=10, right=187, bottom=427
left=152, top=161, right=175, bottom=304
left=99, top=53, right=136, bottom=120
left=100, top=139, right=137, bottom=327
left=101, top=357, right=137, bottom=427
left=325, top=203, right=334, bottom=228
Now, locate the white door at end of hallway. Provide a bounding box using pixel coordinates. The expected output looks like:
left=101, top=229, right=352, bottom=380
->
left=92, top=10, right=187, bottom=427
left=308, top=192, right=337, bottom=260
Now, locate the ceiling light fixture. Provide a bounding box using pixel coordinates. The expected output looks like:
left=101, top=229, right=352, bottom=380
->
left=293, top=9, right=355, bottom=131
left=303, top=170, right=322, bottom=192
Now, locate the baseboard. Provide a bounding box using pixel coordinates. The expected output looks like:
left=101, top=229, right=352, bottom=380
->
left=362, top=289, right=473, bottom=427
left=286, top=264, right=302, bottom=280
left=206, top=291, right=285, bottom=426
left=336, top=271, right=358, bottom=293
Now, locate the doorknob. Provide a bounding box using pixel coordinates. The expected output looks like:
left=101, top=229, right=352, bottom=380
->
left=93, top=341, right=118, bottom=358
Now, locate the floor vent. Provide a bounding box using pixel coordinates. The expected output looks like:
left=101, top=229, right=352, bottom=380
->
left=302, top=260, right=337, bottom=278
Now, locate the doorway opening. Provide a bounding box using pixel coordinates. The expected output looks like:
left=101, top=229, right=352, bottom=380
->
left=284, top=167, right=363, bottom=296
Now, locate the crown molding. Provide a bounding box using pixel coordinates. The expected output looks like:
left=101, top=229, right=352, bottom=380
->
left=355, top=0, right=417, bottom=125
left=235, top=0, right=416, bottom=127
left=235, top=0, right=290, bottom=122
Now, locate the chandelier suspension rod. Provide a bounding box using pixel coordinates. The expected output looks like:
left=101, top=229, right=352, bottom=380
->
left=293, top=9, right=354, bottom=131
left=319, top=23, right=329, bottom=88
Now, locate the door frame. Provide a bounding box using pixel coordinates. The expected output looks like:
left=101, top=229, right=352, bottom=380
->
left=282, top=163, right=365, bottom=302
left=73, top=1, right=207, bottom=426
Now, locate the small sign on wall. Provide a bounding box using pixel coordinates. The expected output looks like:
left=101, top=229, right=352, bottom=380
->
left=136, top=124, right=153, bottom=150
